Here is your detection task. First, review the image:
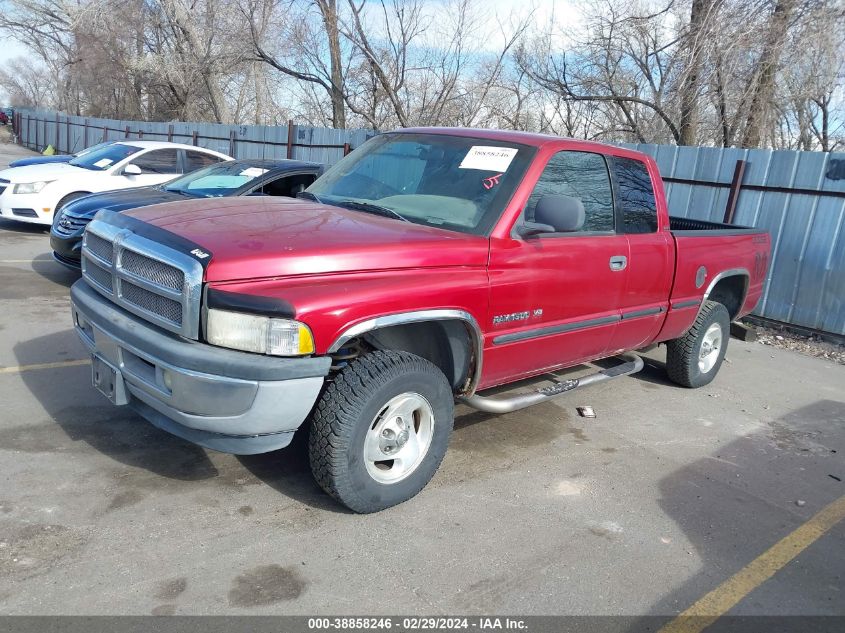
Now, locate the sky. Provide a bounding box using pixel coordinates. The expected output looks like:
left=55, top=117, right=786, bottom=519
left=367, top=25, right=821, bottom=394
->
left=0, top=30, right=33, bottom=103
left=0, top=0, right=581, bottom=104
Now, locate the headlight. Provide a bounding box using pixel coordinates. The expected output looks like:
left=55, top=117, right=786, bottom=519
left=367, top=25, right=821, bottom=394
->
left=13, top=181, right=52, bottom=194
left=205, top=309, right=315, bottom=356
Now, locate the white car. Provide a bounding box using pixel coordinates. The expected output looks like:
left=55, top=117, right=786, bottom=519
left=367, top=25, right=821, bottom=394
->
left=0, top=141, right=232, bottom=226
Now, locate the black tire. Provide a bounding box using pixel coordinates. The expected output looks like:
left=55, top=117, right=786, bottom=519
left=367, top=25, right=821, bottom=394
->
left=308, top=350, right=454, bottom=513
left=55, top=192, right=90, bottom=215
left=666, top=300, right=730, bottom=388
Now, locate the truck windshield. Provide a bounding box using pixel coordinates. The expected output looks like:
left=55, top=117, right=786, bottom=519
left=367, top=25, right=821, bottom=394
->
left=305, top=132, right=536, bottom=235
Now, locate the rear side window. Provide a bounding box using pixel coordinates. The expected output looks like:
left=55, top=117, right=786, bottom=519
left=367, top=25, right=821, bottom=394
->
left=525, top=151, right=615, bottom=232
left=614, top=157, right=658, bottom=233
left=261, top=173, right=317, bottom=197
left=130, top=149, right=180, bottom=174
left=186, top=150, right=224, bottom=172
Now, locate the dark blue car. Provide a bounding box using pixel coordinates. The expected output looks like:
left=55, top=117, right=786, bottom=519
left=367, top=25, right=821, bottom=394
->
left=50, top=158, right=323, bottom=269
left=9, top=141, right=117, bottom=168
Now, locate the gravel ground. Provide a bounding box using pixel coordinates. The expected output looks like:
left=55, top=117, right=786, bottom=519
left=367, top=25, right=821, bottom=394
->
left=755, top=326, right=845, bottom=365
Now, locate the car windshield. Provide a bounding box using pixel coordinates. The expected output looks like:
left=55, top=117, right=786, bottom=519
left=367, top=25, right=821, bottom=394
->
left=305, top=132, right=536, bottom=235
left=69, top=143, right=142, bottom=171
left=74, top=141, right=115, bottom=158
left=163, top=161, right=270, bottom=198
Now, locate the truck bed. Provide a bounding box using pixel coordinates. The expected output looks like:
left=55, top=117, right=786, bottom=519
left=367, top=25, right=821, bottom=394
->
left=669, top=216, right=762, bottom=235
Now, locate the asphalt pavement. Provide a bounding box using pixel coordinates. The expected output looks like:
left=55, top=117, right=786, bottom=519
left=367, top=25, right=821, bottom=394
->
left=0, top=137, right=842, bottom=619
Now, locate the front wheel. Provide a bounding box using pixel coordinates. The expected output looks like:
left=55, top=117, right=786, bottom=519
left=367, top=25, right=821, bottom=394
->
left=55, top=192, right=89, bottom=215
left=308, top=350, right=454, bottom=513
left=666, top=300, right=730, bottom=388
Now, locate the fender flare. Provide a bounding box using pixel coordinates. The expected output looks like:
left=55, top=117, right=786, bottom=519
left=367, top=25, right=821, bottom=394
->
left=328, top=309, right=484, bottom=395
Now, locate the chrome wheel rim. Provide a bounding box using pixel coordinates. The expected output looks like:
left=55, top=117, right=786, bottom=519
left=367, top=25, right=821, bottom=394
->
left=698, top=323, right=723, bottom=373
left=364, top=392, right=435, bottom=484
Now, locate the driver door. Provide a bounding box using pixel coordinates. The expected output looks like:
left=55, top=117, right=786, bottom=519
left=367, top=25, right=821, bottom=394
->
left=482, top=150, right=629, bottom=389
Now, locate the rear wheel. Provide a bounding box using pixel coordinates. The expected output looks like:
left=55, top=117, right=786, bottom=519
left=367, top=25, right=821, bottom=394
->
left=666, top=300, right=730, bottom=388
left=308, top=350, right=454, bottom=513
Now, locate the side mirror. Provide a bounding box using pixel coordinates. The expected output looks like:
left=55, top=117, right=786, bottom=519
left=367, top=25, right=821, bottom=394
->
left=520, top=194, right=585, bottom=237
left=123, top=164, right=142, bottom=176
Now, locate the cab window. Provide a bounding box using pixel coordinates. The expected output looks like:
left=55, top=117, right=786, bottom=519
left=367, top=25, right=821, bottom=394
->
left=614, top=157, right=658, bottom=233
left=525, top=151, right=615, bottom=232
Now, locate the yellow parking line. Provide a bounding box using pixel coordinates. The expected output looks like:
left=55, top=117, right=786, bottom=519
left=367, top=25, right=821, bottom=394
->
left=0, top=359, right=90, bottom=374
left=659, top=494, right=845, bottom=633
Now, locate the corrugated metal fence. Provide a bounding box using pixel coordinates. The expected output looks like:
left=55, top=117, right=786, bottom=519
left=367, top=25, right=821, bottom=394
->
left=622, top=143, right=845, bottom=337
left=12, top=107, right=377, bottom=167
left=11, top=108, right=845, bottom=336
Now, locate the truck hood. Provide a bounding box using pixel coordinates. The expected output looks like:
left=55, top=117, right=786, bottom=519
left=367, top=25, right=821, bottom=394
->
left=124, top=197, right=490, bottom=282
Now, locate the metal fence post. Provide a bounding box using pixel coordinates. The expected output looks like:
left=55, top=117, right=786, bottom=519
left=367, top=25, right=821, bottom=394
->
left=229, top=129, right=236, bottom=158
left=192, top=130, right=198, bottom=146
left=83, top=119, right=89, bottom=148
left=286, top=119, right=294, bottom=159
left=723, top=160, right=747, bottom=224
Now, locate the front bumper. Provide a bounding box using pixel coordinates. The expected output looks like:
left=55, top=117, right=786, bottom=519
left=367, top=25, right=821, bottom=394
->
left=0, top=190, right=53, bottom=225
left=50, top=229, right=83, bottom=269
left=70, top=280, right=331, bottom=454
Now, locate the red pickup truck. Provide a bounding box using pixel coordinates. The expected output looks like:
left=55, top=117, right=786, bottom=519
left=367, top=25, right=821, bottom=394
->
left=70, top=128, right=770, bottom=512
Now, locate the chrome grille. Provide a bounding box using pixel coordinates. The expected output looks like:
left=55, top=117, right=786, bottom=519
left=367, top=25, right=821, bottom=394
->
left=121, top=249, right=184, bottom=291
left=84, top=259, right=113, bottom=294
left=121, top=280, right=183, bottom=324
left=85, top=232, right=114, bottom=263
left=80, top=215, right=204, bottom=338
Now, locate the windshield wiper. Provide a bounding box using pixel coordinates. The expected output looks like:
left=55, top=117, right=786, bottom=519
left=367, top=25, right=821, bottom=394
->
left=335, top=199, right=409, bottom=223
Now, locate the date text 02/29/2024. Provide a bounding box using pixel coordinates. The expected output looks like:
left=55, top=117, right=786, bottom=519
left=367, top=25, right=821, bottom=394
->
left=307, top=617, right=528, bottom=631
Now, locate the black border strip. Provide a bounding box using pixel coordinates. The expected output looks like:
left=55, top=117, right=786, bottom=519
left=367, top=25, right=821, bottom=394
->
left=101, top=211, right=214, bottom=270
left=205, top=287, right=295, bottom=318
left=672, top=228, right=764, bottom=237
left=672, top=299, right=701, bottom=310
left=621, top=306, right=665, bottom=320
left=493, top=315, right=620, bottom=345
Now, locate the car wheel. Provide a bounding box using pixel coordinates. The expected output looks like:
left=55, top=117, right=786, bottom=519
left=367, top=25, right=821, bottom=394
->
left=666, top=300, right=730, bottom=388
left=309, top=350, right=454, bottom=513
left=55, top=192, right=89, bottom=215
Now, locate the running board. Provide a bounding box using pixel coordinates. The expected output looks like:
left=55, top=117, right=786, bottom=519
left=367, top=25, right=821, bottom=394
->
left=459, top=353, right=644, bottom=414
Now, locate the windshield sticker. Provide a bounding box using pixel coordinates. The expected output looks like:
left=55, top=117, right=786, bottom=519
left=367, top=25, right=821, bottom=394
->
left=482, top=173, right=503, bottom=190
left=240, top=167, right=269, bottom=178
left=94, top=158, right=114, bottom=168
left=459, top=146, right=518, bottom=172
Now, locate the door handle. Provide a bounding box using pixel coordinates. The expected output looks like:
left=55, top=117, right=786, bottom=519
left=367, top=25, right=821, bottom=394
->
left=609, top=255, right=627, bottom=271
